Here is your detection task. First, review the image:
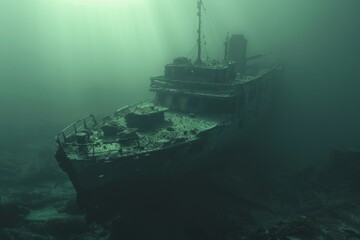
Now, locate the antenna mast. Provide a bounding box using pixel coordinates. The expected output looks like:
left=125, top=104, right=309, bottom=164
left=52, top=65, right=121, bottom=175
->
left=195, top=0, right=203, bottom=65
left=224, top=32, right=229, bottom=60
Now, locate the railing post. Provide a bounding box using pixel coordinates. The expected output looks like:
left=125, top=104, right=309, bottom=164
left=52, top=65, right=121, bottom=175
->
left=91, top=115, right=98, bottom=125
left=83, top=119, right=88, bottom=129
left=62, top=132, right=67, bottom=141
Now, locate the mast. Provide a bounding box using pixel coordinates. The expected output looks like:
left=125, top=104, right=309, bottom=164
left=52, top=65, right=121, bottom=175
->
left=224, top=32, right=229, bottom=60
left=195, top=0, right=203, bottom=65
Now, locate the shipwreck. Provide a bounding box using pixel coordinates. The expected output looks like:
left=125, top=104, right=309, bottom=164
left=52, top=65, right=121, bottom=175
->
left=55, top=0, right=282, bottom=212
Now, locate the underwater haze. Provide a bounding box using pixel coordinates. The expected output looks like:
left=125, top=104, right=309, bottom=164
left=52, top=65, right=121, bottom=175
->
left=1, top=0, right=360, bottom=239
left=1, top=0, right=360, bottom=152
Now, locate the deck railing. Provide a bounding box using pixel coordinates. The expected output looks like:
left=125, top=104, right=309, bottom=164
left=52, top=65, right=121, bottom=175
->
left=55, top=115, right=140, bottom=158
left=60, top=137, right=140, bottom=158
left=56, top=114, right=97, bottom=145
left=150, top=76, right=238, bottom=95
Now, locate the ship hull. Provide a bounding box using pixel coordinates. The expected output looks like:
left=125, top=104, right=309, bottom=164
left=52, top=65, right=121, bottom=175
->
left=55, top=67, right=282, bottom=213
left=56, top=122, right=232, bottom=201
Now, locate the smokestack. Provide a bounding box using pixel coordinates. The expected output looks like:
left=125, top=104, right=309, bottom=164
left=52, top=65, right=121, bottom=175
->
left=229, top=34, right=247, bottom=75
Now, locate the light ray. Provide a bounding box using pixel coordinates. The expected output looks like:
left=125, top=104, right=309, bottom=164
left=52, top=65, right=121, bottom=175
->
left=72, top=0, right=142, bottom=6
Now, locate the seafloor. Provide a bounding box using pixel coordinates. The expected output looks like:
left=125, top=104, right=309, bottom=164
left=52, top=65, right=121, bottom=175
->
left=1, top=138, right=360, bottom=240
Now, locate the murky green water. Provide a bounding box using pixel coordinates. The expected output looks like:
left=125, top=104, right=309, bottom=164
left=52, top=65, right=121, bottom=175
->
left=1, top=1, right=360, bottom=239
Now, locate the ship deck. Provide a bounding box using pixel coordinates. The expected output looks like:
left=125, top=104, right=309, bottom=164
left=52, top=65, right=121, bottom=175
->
left=57, top=104, right=225, bottom=161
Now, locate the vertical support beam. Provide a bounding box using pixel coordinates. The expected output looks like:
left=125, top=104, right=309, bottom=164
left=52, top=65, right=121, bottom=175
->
left=195, top=0, right=203, bottom=65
